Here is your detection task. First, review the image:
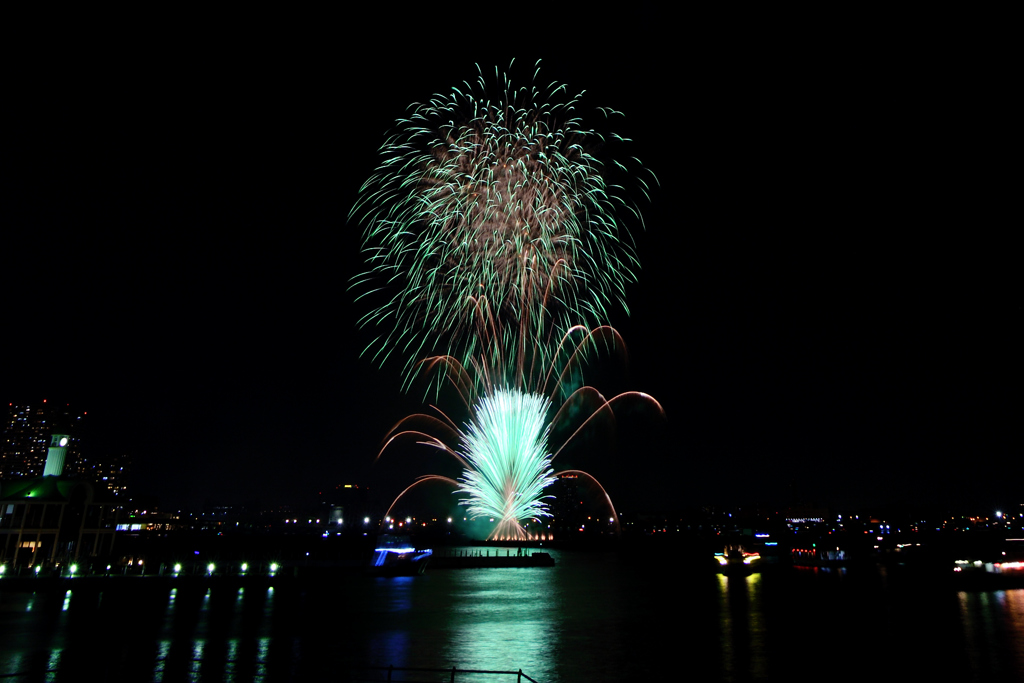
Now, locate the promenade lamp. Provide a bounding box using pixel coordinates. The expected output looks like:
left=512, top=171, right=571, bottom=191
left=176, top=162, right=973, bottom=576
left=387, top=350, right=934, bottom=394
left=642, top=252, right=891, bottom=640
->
left=69, top=564, right=78, bottom=577
left=34, top=566, right=41, bottom=576
left=0, top=565, right=6, bottom=576
left=207, top=563, right=216, bottom=575
left=269, top=562, right=279, bottom=575
left=240, top=563, right=249, bottom=574
left=173, top=563, right=182, bottom=575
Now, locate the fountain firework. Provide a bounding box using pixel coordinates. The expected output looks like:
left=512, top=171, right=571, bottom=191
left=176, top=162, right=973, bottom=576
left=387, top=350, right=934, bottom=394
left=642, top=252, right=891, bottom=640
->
left=376, top=323, right=663, bottom=541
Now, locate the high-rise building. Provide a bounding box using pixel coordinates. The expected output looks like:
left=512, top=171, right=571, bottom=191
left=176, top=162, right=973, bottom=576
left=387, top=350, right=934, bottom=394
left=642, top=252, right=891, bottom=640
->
left=1, top=401, right=85, bottom=480
left=2, top=401, right=130, bottom=498
left=89, top=451, right=131, bottom=498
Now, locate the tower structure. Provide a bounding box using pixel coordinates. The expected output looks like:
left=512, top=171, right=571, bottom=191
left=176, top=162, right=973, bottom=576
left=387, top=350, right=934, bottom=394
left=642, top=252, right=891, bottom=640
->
left=1, top=401, right=85, bottom=480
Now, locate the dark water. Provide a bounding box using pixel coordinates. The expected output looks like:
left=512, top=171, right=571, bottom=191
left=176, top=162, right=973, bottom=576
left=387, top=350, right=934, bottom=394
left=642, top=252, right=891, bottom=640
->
left=2, top=548, right=1023, bottom=682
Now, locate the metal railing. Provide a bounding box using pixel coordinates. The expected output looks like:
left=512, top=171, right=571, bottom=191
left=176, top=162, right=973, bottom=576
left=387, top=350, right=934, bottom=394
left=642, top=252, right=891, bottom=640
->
left=352, top=665, right=540, bottom=683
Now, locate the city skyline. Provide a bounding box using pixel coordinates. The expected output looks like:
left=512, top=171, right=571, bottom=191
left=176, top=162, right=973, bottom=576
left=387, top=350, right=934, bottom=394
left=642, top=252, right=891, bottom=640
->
left=2, top=16, right=1017, bottom=513
left=1, top=400, right=130, bottom=498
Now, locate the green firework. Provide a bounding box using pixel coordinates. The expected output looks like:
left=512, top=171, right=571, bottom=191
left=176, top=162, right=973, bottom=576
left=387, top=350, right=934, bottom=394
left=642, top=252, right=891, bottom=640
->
left=455, top=388, right=558, bottom=540
left=351, top=60, right=655, bottom=388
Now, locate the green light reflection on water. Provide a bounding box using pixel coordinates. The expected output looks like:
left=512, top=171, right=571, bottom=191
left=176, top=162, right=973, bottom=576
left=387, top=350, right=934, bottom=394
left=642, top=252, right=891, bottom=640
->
left=445, top=566, right=560, bottom=682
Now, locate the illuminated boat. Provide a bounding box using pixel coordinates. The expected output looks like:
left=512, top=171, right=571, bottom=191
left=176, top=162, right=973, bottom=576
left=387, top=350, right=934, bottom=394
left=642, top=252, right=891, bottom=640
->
left=953, top=538, right=1024, bottom=584
left=714, top=544, right=762, bottom=574
left=369, top=535, right=432, bottom=576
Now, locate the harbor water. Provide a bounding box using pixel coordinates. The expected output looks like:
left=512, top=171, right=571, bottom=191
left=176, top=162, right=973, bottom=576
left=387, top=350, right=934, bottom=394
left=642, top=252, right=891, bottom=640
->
left=2, top=547, right=1023, bottom=682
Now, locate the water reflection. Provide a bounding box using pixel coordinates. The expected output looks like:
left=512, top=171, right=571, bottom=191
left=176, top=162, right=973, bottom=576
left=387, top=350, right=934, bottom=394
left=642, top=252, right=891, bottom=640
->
left=959, top=588, right=1024, bottom=677
left=364, top=576, right=414, bottom=669
left=0, top=561, right=1022, bottom=682
left=716, top=573, right=767, bottom=681
left=447, top=568, right=560, bottom=681
left=152, top=641, right=170, bottom=682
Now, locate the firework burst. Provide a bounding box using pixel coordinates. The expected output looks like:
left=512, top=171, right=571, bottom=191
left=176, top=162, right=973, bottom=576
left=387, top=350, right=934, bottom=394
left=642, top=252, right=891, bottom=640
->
left=352, top=60, right=655, bottom=388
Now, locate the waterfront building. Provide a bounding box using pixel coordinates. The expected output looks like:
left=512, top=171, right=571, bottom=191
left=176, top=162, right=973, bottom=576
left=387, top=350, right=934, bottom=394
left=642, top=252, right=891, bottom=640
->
left=0, top=434, right=118, bottom=568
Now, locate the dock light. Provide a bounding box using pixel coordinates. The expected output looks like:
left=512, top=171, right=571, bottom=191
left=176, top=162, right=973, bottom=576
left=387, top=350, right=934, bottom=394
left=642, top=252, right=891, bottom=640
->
left=207, top=563, right=216, bottom=575
left=173, top=563, right=182, bottom=573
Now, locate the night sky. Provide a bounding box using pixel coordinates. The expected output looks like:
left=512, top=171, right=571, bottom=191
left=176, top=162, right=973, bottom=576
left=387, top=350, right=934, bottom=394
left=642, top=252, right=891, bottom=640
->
left=3, top=12, right=1018, bottom=514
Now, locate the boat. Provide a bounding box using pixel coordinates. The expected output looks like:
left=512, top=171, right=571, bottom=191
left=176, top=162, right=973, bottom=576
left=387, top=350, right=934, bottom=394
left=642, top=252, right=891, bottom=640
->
left=953, top=538, right=1024, bottom=588
left=714, top=544, right=762, bottom=574
left=368, top=535, right=432, bottom=576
